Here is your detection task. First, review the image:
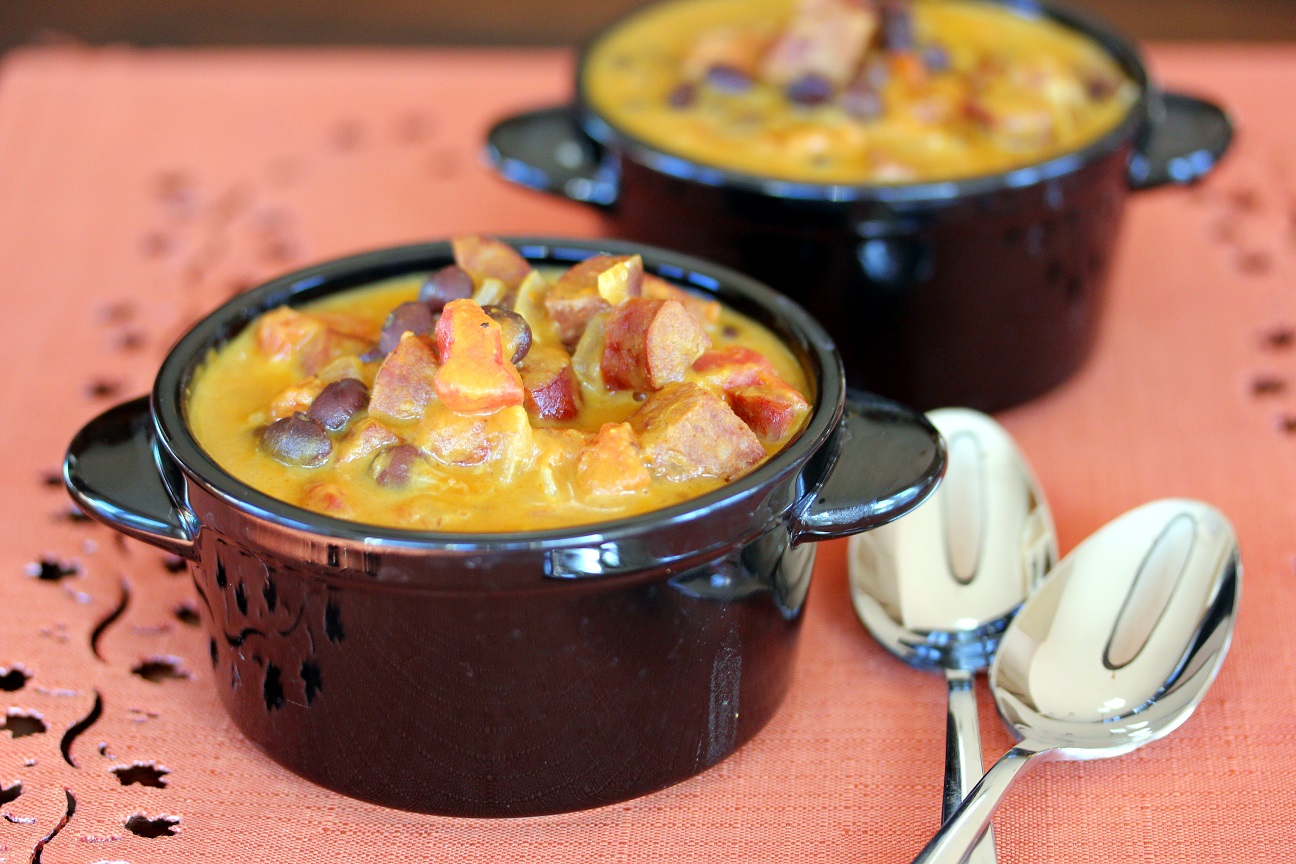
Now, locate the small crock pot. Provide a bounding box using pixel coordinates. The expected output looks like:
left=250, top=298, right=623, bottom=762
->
left=64, top=238, right=945, bottom=817
left=485, top=0, right=1232, bottom=412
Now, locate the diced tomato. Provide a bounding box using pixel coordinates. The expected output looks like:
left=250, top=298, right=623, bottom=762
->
left=300, top=483, right=353, bottom=516
left=433, top=300, right=526, bottom=414
left=889, top=51, right=929, bottom=88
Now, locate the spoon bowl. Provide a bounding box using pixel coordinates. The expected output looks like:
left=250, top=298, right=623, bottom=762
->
left=849, top=408, right=1056, bottom=863
left=993, top=497, right=1239, bottom=757
left=850, top=408, right=1056, bottom=671
left=911, top=498, right=1241, bottom=864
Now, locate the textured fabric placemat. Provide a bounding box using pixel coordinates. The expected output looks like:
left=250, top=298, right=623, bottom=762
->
left=0, top=44, right=1292, bottom=863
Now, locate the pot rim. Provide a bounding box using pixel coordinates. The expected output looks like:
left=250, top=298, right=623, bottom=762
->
left=572, top=0, right=1152, bottom=204
left=151, top=236, right=846, bottom=554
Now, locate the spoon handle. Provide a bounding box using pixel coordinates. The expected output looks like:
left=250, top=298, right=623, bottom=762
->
left=914, top=744, right=1050, bottom=864
left=942, top=669, right=998, bottom=864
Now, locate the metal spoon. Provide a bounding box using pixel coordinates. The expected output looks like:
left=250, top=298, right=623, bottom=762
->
left=911, top=498, right=1241, bottom=864
left=848, top=408, right=1056, bottom=864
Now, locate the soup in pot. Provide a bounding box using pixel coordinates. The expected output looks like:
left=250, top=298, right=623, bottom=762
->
left=187, top=237, right=813, bottom=532
left=583, top=0, right=1137, bottom=184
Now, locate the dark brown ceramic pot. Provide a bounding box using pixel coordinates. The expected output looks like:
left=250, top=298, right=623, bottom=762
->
left=486, top=0, right=1232, bottom=412
left=65, top=238, right=945, bottom=817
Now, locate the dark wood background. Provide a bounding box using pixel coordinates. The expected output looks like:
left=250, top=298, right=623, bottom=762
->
left=1, top=0, right=1294, bottom=52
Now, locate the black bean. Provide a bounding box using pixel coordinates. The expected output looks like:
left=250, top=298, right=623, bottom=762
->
left=862, top=57, right=890, bottom=90
left=786, top=74, right=834, bottom=107
left=705, top=64, right=753, bottom=93
left=1085, top=73, right=1118, bottom=100
left=482, top=305, right=533, bottom=365
left=261, top=414, right=332, bottom=467
left=372, top=444, right=421, bottom=488
left=378, top=301, right=437, bottom=356
left=923, top=42, right=951, bottom=74
left=667, top=81, right=698, bottom=108
left=307, top=378, right=368, bottom=432
left=419, top=264, right=474, bottom=312
left=882, top=2, right=915, bottom=53
left=842, top=84, right=884, bottom=121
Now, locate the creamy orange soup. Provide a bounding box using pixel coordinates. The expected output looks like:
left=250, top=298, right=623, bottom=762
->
left=187, top=238, right=812, bottom=532
left=584, top=0, right=1137, bottom=184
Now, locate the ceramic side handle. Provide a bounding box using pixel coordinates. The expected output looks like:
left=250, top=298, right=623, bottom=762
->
left=789, top=390, right=945, bottom=543
left=64, top=396, right=197, bottom=559
left=485, top=105, right=620, bottom=207
left=1128, top=89, right=1233, bottom=190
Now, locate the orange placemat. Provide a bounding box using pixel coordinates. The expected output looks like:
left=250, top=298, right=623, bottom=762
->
left=0, top=44, right=1292, bottom=863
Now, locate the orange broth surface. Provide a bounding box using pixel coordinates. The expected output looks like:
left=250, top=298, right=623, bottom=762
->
left=584, top=0, right=1138, bottom=184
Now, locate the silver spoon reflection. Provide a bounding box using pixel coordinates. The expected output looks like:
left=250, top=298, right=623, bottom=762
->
left=910, top=498, right=1240, bottom=864
left=848, top=408, right=1056, bottom=864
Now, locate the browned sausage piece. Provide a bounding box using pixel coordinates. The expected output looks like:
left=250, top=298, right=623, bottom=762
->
left=543, top=254, right=644, bottom=346
left=519, top=343, right=582, bottom=421
left=730, top=383, right=810, bottom=442
left=603, top=298, right=711, bottom=392
left=627, top=382, right=765, bottom=481
left=691, top=346, right=780, bottom=391
left=760, top=0, right=879, bottom=88
left=451, top=235, right=532, bottom=290
left=369, top=331, right=438, bottom=424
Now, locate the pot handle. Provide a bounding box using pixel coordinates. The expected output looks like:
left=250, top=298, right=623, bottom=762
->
left=789, top=390, right=945, bottom=544
left=64, top=396, right=197, bottom=560
left=485, top=105, right=620, bottom=207
left=1128, top=89, right=1233, bottom=190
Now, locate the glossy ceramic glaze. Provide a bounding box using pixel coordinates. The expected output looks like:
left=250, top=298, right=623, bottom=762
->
left=65, top=238, right=946, bottom=817
left=486, top=0, right=1232, bottom=412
